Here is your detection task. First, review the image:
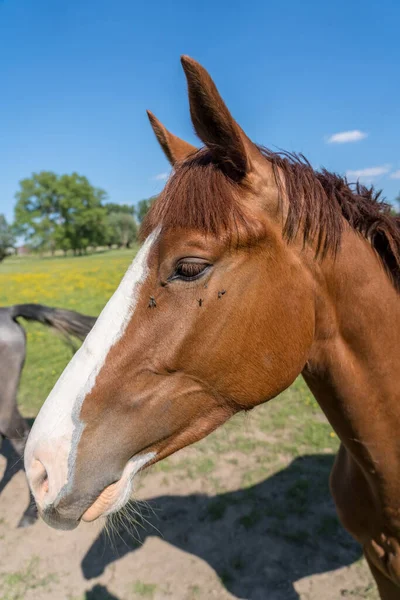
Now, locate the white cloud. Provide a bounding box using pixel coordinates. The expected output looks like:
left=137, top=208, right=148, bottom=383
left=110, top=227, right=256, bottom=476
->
left=346, top=165, right=391, bottom=180
left=327, top=130, right=368, bottom=144
left=154, top=172, right=169, bottom=181
left=390, top=170, right=400, bottom=180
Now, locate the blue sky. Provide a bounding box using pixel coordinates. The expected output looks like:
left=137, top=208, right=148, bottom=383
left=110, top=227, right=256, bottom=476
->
left=1, top=0, right=399, bottom=222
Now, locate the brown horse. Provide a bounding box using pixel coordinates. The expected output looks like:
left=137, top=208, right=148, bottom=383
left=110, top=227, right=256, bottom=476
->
left=24, top=57, right=400, bottom=598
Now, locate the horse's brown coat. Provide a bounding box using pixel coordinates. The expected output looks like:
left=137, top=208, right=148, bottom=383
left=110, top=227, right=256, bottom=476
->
left=28, top=56, right=400, bottom=598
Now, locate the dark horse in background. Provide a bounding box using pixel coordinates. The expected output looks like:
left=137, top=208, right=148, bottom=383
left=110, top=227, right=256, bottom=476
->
left=0, top=303, right=95, bottom=526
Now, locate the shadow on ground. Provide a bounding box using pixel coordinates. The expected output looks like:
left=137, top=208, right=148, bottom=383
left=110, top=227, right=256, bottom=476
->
left=0, top=421, right=37, bottom=527
left=82, top=454, right=362, bottom=600
left=0, top=439, right=23, bottom=498
left=85, top=584, right=120, bottom=600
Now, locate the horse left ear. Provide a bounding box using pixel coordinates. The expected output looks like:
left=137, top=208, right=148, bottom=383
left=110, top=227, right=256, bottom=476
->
left=181, top=55, right=255, bottom=181
left=147, top=110, right=197, bottom=166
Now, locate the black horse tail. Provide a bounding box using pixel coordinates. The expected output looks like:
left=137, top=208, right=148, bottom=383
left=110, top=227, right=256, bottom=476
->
left=9, top=303, right=96, bottom=343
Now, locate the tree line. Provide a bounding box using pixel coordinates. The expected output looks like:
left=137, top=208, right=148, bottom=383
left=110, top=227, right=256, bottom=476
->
left=0, top=171, right=157, bottom=261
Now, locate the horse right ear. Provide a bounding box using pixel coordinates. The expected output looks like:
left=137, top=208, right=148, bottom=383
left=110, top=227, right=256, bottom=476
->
left=180, top=56, right=254, bottom=181
left=146, top=110, right=197, bottom=166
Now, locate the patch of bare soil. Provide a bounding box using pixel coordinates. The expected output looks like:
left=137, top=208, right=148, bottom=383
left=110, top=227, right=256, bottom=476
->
left=0, top=434, right=378, bottom=600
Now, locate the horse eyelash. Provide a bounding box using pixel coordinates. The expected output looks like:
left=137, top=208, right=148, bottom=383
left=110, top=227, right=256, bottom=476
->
left=169, top=263, right=211, bottom=282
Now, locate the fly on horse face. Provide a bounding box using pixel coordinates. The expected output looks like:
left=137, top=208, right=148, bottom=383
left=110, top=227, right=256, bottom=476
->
left=25, top=57, right=400, bottom=598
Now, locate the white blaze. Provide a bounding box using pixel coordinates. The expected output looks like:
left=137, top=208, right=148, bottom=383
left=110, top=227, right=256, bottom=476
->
left=24, top=230, right=159, bottom=505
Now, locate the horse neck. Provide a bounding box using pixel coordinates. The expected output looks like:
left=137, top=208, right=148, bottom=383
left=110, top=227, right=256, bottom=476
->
left=302, top=225, right=400, bottom=486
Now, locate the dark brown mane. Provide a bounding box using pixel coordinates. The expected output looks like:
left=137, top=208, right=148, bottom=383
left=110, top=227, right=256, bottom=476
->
left=141, top=148, right=264, bottom=244
left=142, top=146, right=400, bottom=288
left=262, top=148, right=400, bottom=287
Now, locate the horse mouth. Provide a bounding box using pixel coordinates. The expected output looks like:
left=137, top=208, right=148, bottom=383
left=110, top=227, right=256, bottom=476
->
left=81, top=451, right=156, bottom=523
left=81, top=478, right=131, bottom=522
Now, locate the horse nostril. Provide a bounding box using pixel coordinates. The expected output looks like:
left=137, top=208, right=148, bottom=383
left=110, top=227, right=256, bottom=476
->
left=30, top=459, right=49, bottom=501
left=41, top=472, right=49, bottom=495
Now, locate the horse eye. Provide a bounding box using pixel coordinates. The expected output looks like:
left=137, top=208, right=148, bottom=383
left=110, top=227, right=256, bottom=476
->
left=174, top=261, right=209, bottom=281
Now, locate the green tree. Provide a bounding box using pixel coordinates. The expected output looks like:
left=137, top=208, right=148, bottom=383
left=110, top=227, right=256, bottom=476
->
left=105, top=212, right=138, bottom=248
left=0, top=214, right=15, bottom=262
left=14, top=172, right=108, bottom=255
left=136, top=196, right=157, bottom=224
left=14, top=172, right=60, bottom=254
left=104, top=202, right=135, bottom=216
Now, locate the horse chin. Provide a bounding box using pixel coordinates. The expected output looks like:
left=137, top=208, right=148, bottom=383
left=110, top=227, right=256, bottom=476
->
left=81, top=451, right=156, bottom=523
left=39, top=506, right=80, bottom=531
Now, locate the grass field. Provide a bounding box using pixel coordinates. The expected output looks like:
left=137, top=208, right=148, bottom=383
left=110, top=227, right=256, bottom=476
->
left=0, top=249, right=378, bottom=599
left=0, top=248, right=138, bottom=416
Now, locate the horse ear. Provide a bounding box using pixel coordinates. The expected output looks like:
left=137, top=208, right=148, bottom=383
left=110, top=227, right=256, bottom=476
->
left=180, top=55, right=252, bottom=180
left=147, top=110, right=197, bottom=166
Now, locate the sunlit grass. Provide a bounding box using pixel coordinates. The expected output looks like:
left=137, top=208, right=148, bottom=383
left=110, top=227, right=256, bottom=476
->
left=0, top=248, right=138, bottom=416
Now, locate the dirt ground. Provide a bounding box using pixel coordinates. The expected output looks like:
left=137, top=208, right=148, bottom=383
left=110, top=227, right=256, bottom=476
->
left=0, top=390, right=379, bottom=600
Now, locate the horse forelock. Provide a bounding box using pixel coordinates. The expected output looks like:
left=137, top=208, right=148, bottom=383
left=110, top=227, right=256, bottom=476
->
left=140, top=148, right=264, bottom=246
